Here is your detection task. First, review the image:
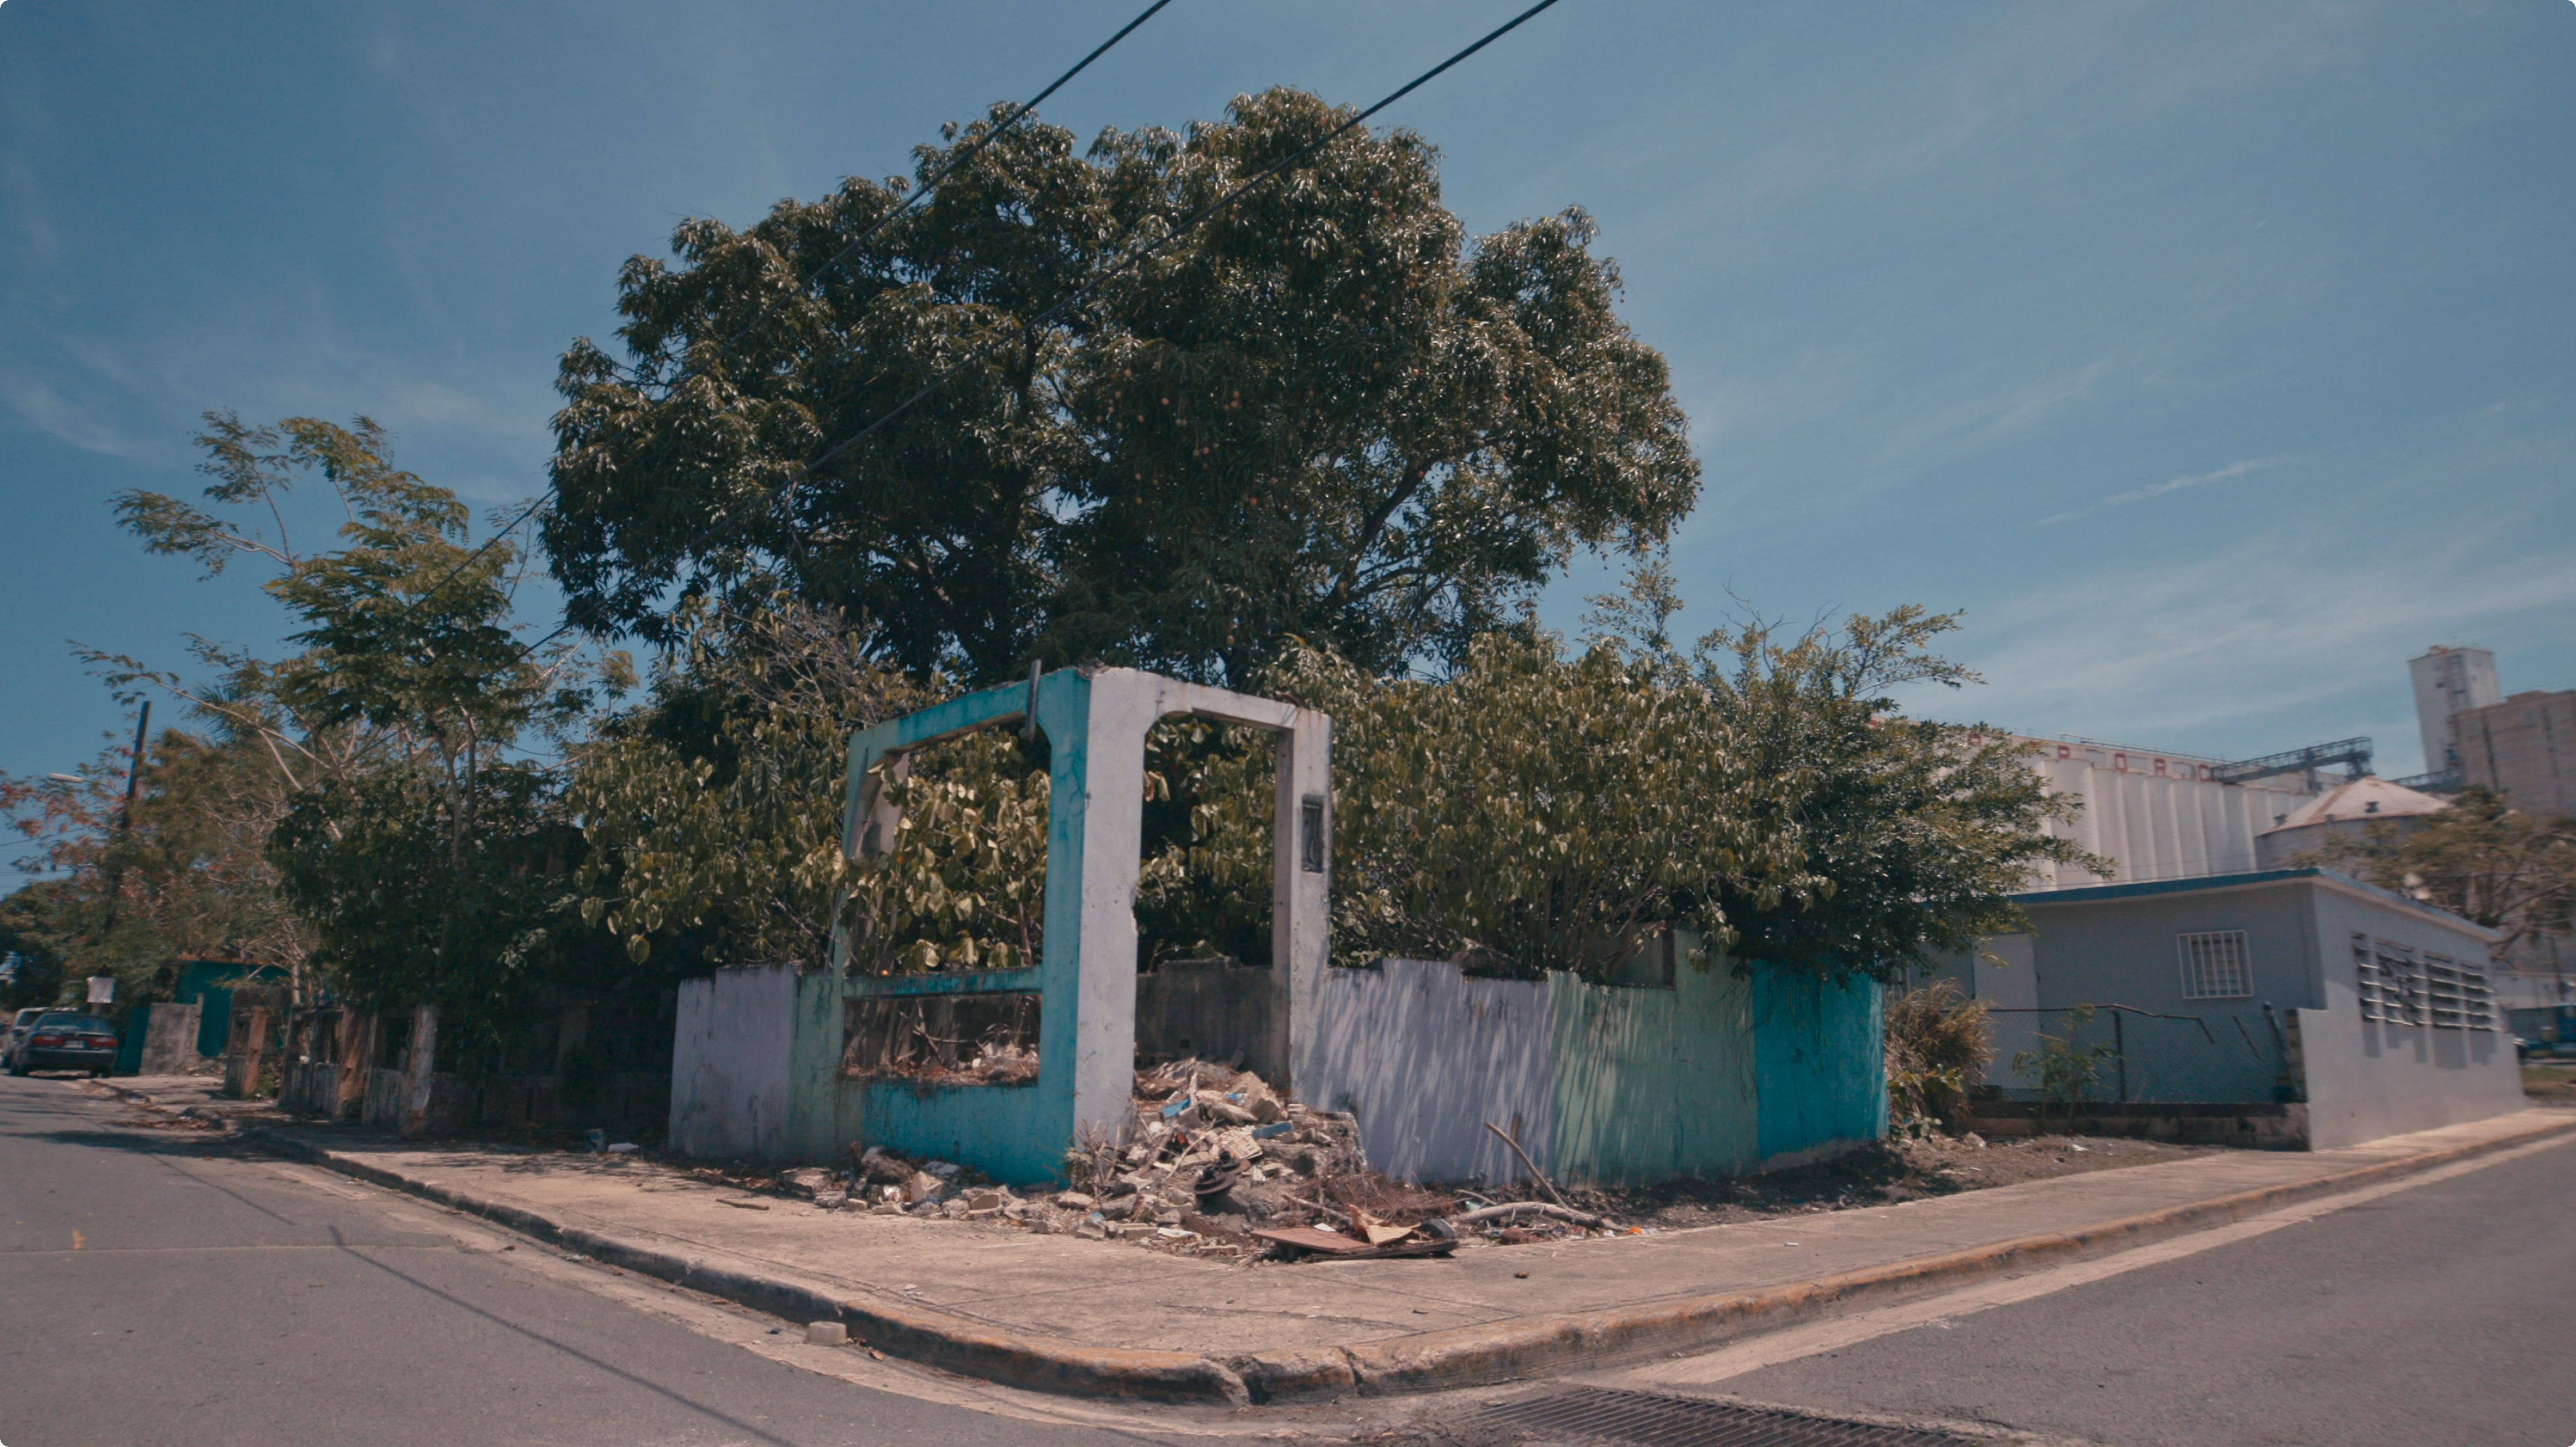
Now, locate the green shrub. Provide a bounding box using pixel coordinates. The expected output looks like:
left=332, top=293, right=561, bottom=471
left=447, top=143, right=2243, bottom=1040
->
left=1884, top=978, right=1992, bottom=1132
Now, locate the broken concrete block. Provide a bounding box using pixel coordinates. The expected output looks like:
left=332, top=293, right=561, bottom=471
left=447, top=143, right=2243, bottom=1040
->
left=901, top=1171, right=946, bottom=1204
left=1053, top=1191, right=1098, bottom=1211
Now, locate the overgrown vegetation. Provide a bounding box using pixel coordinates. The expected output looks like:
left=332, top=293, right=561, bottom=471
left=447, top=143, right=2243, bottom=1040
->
left=1884, top=978, right=1994, bottom=1131
left=3, top=412, right=631, bottom=1059
left=1135, top=566, right=2095, bottom=984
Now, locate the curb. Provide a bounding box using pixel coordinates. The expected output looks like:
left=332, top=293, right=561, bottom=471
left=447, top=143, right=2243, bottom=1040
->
left=1240, top=1110, right=2576, bottom=1399
left=239, top=1126, right=1249, bottom=1407
left=231, top=1111, right=2576, bottom=1408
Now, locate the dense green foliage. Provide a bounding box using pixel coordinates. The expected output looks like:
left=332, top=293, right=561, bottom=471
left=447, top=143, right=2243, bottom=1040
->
left=17, top=413, right=630, bottom=1041
left=1141, top=571, right=2093, bottom=983
left=543, top=88, right=1698, bottom=685
left=0, top=725, right=306, bottom=1007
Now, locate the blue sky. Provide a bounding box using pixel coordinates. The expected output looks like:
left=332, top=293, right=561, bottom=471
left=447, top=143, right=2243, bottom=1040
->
left=4, top=0, right=2571, bottom=788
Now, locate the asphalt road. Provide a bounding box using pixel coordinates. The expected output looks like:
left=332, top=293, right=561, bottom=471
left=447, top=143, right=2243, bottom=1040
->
left=1701, top=1131, right=2576, bottom=1447
left=0, top=1076, right=1176, bottom=1447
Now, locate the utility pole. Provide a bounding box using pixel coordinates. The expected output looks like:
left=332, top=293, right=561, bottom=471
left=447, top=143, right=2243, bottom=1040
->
left=118, top=701, right=150, bottom=840
left=93, top=701, right=150, bottom=941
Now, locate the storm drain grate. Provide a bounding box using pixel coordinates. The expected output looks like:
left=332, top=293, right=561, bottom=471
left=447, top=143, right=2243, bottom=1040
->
left=1469, top=1387, right=1977, bottom=1446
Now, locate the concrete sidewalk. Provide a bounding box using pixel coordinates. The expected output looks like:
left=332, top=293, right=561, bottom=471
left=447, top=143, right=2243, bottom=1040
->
left=90, top=1077, right=2576, bottom=1407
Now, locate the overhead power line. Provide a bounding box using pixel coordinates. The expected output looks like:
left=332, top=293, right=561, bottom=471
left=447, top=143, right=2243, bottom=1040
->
left=481, top=0, right=1569, bottom=667
left=794, top=0, right=1568, bottom=478
left=394, top=0, right=1178, bottom=634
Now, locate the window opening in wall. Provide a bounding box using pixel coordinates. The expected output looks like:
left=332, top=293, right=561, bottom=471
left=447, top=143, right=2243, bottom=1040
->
left=2425, top=955, right=2467, bottom=1029
left=2422, top=955, right=2499, bottom=1031
left=2459, top=961, right=2497, bottom=1031
left=2351, top=932, right=2384, bottom=1022
left=845, top=728, right=1050, bottom=978
left=1135, top=719, right=1277, bottom=971
left=2178, top=931, right=2253, bottom=999
left=2374, top=941, right=2424, bottom=1026
left=842, top=992, right=1040, bottom=1086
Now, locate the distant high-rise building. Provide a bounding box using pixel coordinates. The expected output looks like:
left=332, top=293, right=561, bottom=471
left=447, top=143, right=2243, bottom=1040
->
left=2409, top=645, right=2500, bottom=777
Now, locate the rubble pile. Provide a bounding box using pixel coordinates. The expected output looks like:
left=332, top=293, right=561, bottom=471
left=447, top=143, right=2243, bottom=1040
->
left=1064, top=1056, right=1370, bottom=1253
left=756, top=1057, right=1617, bottom=1260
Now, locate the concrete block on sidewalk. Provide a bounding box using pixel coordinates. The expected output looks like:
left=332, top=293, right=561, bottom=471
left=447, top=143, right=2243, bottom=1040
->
left=806, top=1321, right=848, bottom=1346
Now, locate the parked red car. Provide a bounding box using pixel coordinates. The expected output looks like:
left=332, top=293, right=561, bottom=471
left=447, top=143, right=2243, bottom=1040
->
left=7, top=1012, right=118, bottom=1077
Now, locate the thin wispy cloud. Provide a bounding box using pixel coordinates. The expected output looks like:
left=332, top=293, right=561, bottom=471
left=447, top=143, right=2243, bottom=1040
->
left=2034, top=458, right=2272, bottom=527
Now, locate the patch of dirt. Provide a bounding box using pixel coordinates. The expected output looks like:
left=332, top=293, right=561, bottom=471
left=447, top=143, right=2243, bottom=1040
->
left=1539, top=1131, right=2223, bottom=1230
left=105, top=1112, right=225, bottom=1133
left=2523, top=1062, right=2576, bottom=1102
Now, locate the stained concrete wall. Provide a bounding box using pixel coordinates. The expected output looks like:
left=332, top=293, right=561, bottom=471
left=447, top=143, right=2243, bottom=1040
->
left=1301, top=958, right=1557, bottom=1185
left=1752, top=971, right=1887, bottom=1166
left=137, top=1001, right=202, bottom=1076
left=2012, top=876, right=2317, bottom=1105
left=787, top=968, right=1068, bottom=1184
left=669, top=963, right=796, bottom=1159
left=1135, top=959, right=1284, bottom=1082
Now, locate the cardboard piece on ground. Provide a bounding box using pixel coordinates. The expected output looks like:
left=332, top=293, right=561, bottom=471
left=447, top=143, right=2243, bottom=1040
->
left=1251, top=1225, right=1459, bottom=1260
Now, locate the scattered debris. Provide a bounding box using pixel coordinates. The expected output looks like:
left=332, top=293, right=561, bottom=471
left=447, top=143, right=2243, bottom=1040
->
left=720, top=1198, right=773, bottom=1211
left=1454, top=1201, right=1611, bottom=1230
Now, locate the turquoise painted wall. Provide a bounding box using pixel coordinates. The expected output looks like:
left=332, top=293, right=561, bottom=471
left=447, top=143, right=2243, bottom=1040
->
left=781, top=972, right=1073, bottom=1185
left=1547, top=957, right=1760, bottom=1182
left=1751, top=969, right=1886, bottom=1163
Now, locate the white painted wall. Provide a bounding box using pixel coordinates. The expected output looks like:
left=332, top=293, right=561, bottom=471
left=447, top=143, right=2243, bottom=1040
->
left=1299, top=957, right=1556, bottom=1184
left=1971, top=933, right=2040, bottom=1088
left=2015, top=740, right=2317, bottom=891
left=2297, top=884, right=2525, bottom=1149
left=668, top=963, right=797, bottom=1159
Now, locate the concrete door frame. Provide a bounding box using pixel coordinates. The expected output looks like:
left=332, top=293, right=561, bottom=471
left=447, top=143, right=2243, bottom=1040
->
left=834, top=666, right=1330, bottom=1158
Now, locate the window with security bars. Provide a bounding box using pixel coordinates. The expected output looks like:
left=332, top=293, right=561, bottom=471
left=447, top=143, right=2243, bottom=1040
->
left=2351, top=933, right=2386, bottom=1021
left=2375, top=942, right=2424, bottom=1026
left=2178, top=931, right=2252, bottom=999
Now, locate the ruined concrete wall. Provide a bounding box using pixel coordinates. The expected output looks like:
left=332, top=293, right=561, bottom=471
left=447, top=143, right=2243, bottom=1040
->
left=138, top=1002, right=202, bottom=1076
left=1133, top=959, right=1283, bottom=1081
left=667, top=963, right=797, bottom=1158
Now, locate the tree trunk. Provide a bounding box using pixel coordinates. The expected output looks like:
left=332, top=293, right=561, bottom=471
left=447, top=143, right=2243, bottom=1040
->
left=333, top=1011, right=373, bottom=1123
left=401, top=1002, right=439, bottom=1138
